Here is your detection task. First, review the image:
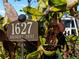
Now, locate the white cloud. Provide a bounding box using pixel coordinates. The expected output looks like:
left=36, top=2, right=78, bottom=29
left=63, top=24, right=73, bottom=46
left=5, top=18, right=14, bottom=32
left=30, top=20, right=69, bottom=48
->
left=14, top=4, right=27, bottom=8
left=19, top=4, right=27, bottom=7
left=0, top=9, right=5, bottom=16
left=77, top=5, right=79, bottom=11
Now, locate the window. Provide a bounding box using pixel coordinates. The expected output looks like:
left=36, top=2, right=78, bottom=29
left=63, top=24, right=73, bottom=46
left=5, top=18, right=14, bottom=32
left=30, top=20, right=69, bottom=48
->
left=63, top=20, right=75, bottom=28
left=71, top=29, right=76, bottom=35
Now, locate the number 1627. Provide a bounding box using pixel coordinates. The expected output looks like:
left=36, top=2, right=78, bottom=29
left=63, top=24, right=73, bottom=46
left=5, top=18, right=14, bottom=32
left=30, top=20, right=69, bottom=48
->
left=11, top=22, right=32, bottom=35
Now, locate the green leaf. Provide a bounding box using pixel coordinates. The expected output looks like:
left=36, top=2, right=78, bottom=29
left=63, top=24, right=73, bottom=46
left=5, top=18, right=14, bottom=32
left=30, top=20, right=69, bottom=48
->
left=0, top=16, right=11, bottom=30
left=66, top=35, right=78, bottom=42
left=23, top=6, right=44, bottom=16
left=77, top=37, right=79, bottom=41
left=49, top=0, right=66, bottom=6
left=50, top=4, right=66, bottom=12
left=26, top=45, right=44, bottom=59
left=2, top=16, right=11, bottom=27
left=38, top=0, right=48, bottom=12
left=32, top=15, right=39, bottom=21
left=66, top=35, right=73, bottom=41
left=37, top=45, right=55, bottom=56
left=72, top=36, right=78, bottom=41
left=48, top=0, right=67, bottom=12
left=39, top=36, right=46, bottom=45
left=26, top=51, right=41, bottom=59
left=15, top=55, right=21, bottom=59
left=56, top=49, right=63, bottom=59
left=76, top=41, right=79, bottom=44
left=38, top=0, right=48, bottom=7
left=50, top=6, right=61, bottom=12
left=43, top=50, right=55, bottom=56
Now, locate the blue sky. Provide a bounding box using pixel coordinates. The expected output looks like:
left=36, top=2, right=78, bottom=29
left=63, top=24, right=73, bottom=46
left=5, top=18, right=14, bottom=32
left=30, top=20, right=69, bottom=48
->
left=0, top=0, right=38, bottom=16
left=0, top=0, right=79, bottom=16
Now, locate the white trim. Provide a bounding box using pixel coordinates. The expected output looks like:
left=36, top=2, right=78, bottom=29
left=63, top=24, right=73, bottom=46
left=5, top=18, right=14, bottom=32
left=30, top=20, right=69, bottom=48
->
left=61, top=16, right=78, bottom=36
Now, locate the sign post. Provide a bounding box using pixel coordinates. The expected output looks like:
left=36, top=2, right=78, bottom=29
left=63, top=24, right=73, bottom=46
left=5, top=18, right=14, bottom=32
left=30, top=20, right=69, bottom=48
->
left=21, top=42, right=24, bottom=59
left=7, top=20, right=38, bottom=59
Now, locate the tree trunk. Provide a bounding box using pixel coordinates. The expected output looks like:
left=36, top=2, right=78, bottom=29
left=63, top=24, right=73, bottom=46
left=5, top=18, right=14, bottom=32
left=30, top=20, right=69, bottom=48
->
left=3, top=0, right=18, bottom=22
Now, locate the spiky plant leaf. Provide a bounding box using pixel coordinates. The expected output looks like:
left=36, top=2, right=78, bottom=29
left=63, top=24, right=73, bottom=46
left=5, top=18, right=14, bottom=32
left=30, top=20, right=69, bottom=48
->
left=43, top=50, right=55, bottom=56
left=23, top=6, right=44, bottom=16
left=39, top=36, right=46, bottom=45
left=26, top=51, right=41, bottom=59
left=49, top=0, right=66, bottom=6
left=66, top=0, right=78, bottom=8
left=26, top=45, right=44, bottom=59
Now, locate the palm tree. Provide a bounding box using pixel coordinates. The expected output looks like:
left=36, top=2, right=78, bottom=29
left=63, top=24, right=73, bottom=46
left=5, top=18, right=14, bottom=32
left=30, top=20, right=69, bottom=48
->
left=3, top=0, right=18, bottom=22
left=2, top=0, right=18, bottom=59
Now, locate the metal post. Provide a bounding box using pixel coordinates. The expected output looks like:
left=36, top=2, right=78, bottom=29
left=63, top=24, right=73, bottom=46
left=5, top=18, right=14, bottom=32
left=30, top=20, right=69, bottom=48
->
left=28, top=0, right=32, bottom=19
left=21, top=42, right=24, bottom=59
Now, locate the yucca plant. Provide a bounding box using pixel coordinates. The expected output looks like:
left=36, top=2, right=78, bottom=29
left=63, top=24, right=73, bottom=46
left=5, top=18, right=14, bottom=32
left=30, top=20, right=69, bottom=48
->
left=23, top=0, right=79, bottom=59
